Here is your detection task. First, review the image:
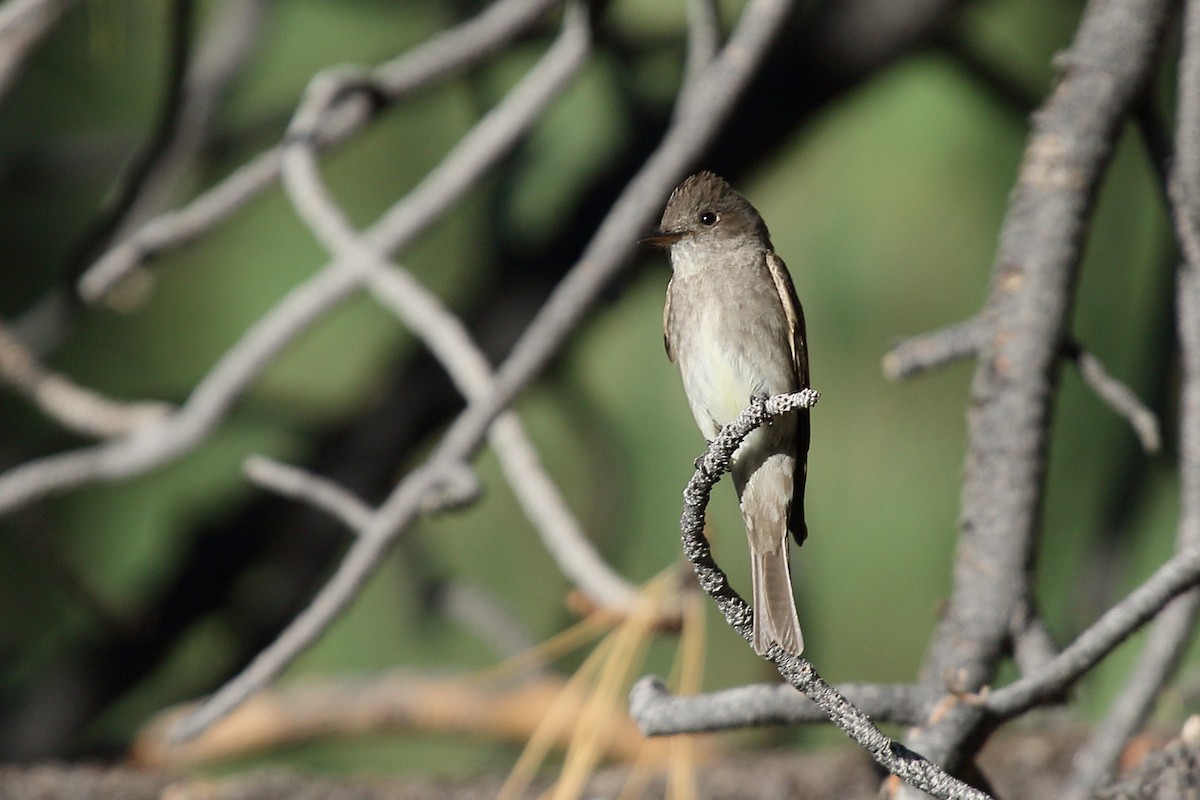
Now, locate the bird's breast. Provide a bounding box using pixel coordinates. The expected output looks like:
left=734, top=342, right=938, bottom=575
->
left=668, top=264, right=798, bottom=438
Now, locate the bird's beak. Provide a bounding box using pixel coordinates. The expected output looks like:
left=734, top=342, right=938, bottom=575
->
left=640, top=228, right=686, bottom=249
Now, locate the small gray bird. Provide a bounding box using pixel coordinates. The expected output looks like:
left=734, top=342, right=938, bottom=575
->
left=645, top=171, right=810, bottom=656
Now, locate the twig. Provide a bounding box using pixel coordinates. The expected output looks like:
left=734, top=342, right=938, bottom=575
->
left=882, top=317, right=983, bottom=381
left=62, top=0, right=195, bottom=284
left=168, top=5, right=594, bottom=741
left=0, top=315, right=171, bottom=437
left=630, top=676, right=942, bottom=732
left=242, top=455, right=373, bottom=530
left=135, top=671, right=663, bottom=768
left=277, top=2, right=639, bottom=610
left=905, top=0, right=1172, bottom=776
left=0, top=0, right=583, bottom=519
left=438, top=582, right=541, bottom=659
left=77, top=0, right=564, bottom=302
left=680, top=0, right=720, bottom=102
left=663, top=390, right=991, bottom=800
left=982, top=544, right=1200, bottom=719
left=884, top=320, right=1160, bottom=453
left=171, top=0, right=800, bottom=741
left=0, top=0, right=77, bottom=102
left=1008, top=598, right=1059, bottom=678
left=1063, top=339, right=1162, bottom=454
left=1064, top=3, right=1200, bottom=793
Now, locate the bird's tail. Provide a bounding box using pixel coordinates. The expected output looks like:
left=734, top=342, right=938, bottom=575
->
left=750, top=547, right=804, bottom=656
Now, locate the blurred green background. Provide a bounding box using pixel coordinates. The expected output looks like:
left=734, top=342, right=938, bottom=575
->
left=0, top=0, right=1184, bottom=780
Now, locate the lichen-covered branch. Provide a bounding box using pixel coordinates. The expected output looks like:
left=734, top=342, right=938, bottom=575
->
left=651, top=389, right=992, bottom=800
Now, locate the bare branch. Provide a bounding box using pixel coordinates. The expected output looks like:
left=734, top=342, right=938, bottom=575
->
left=1064, top=5, right=1200, bottom=792
left=1064, top=340, right=1162, bottom=454
left=274, top=3, right=639, bottom=612
left=282, top=4, right=634, bottom=606
left=0, top=315, right=170, bottom=438
left=0, top=0, right=76, bottom=102
left=169, top=0, right=803, bottom=742
left=136, top=671, right=657, bottom=769
left=62, top=0, right=196, bottom=288
left=631, top=676, right=942, bottom=732
left=168, top=6, right=594, bottom=741
left=0, top=0, right=585, bottom=519
left=885, top=321, right=1160, bottom=453
left=680, top=0, right=721, bottom=101
left=905, top=0, right=1172, bottom=774
left=882, top=317, right=983, bottom=381
left=659, top=390, right=990, bottom=800
left=1008, top=599, right=1059, bottom=678
left=982, top=545, right=1200, bottom=719
left=78, top=0, right=564, bottom=302
left=243, top=455, right=373, bottom=530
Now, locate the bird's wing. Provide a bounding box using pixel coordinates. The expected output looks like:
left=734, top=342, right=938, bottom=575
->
left=663, top=276, right=676, bottom=363
left=765, top=251, right=808, bottom=386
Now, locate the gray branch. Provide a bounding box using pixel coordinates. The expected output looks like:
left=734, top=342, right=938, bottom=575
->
left=1064, top=1, right=1200, bottom=793
left=631, top=676, right=942, bottom=732
left=77, top=0, right=564, bottom=302
left=169, top=0, right=799, bottom=740
left=982, top=545, right=1200, bottom=719
left=654, top=389, right=991, bottom=800
left=904, top=0, right=1173, bottom=777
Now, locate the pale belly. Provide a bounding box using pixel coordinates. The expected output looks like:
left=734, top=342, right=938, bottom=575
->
left=675, top=303, right=798, bottom=441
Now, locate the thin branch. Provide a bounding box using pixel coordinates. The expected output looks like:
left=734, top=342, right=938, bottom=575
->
left=438, top=582, right=541, bottom=660
left=0, top=0, right=78, bottom=102
left=1064, top=3, right=1200, bottom=792
left=680, top=0, right=720, bottom=101
left=77, top=0, right=564, bottom=302
left=982, top=544, right=1200, bottom=719
left=906, top=0, right=1172, bottom=774
left=882, top=317, right=983, bottom=381
left=171, top=0, right=801, bottom=741
left=0, top=314, right=171, bottom=438
left=1008, top=598, right=1059, bottom=678
left=62, top=0, right=195, bottom=284
left=168, top=6, right=593, bottom=741
left=1063, top=339, right=1162, bottom=453
left=136, top=671, right=656, bottom=768
left=243, top=455, right=373, bottom=530
left=661, top=390, right=990, bottom=800
left=0, top=0, right=584, bottom=519
left=277, top=4, right=639, bottom=610
left=630, top=676, right=942, bottom=732
left=884, top=320, right=1160, bottom=453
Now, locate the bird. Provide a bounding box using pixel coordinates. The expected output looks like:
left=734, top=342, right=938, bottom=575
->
left=645, top=170, right=811, bottom=656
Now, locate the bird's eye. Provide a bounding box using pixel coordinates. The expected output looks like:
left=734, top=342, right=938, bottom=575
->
left=699, top=210, right=718, bottom=226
